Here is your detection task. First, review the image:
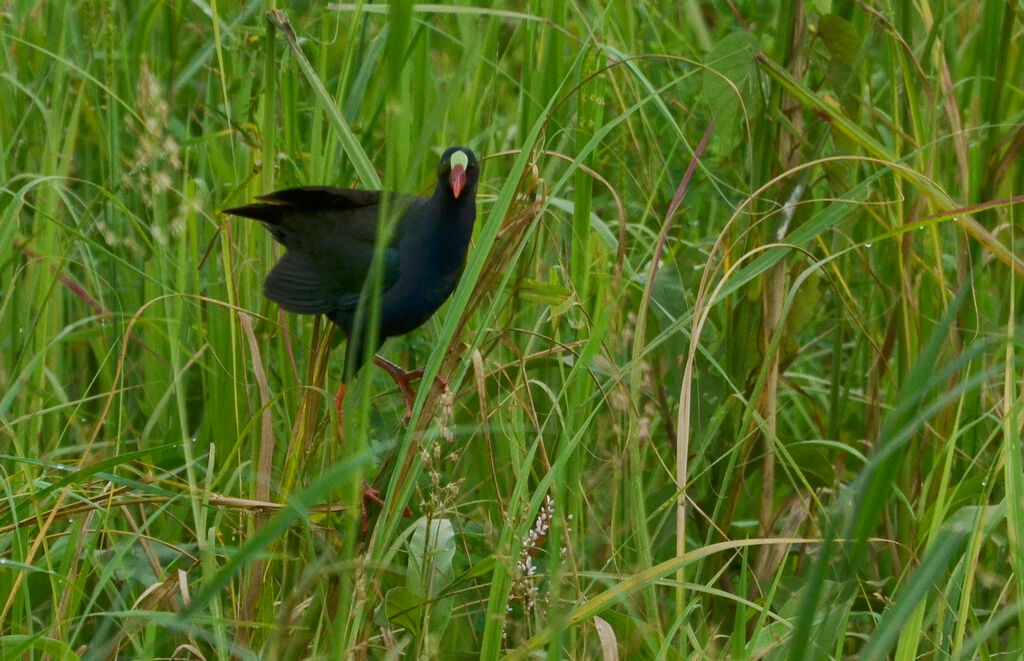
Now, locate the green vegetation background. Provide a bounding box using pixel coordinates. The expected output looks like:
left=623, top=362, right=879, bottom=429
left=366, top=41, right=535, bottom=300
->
left=2, top=1, right=1022, bottom=658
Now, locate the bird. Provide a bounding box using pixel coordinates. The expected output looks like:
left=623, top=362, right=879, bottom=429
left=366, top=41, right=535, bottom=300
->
left=224, top=146, right=480, bottom=426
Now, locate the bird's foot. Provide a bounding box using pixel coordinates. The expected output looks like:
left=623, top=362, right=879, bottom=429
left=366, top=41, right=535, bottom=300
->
left=373, top=355, right=448, bottom=422
left=360, top=483, right=414, bottom=535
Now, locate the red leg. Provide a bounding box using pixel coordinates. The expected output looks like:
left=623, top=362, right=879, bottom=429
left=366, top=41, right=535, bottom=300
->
left=373, top=355, right=426, bottom=421
left=360, top=483, right=412, bottom=534
left=339, top=358, right=428, bottom=532
left=361, top=483, right=384, bottom=535
left=362, top=483, right=386, bottom=507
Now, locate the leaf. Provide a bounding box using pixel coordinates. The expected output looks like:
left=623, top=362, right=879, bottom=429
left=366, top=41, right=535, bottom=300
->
left=701, top=31, right=760, bottom=152
left=401, top=518, right=458, bottom=648
left=519, top=277, right=573, bottom=306
left=383, top=586, right=423, bottom=636
left=594, top=616, right=620, bottom=661
left=817, top=13, right=861, bottom=66
left=781, top=265, right=822, bottom=364
left=406, top=517, right=456, bottom=598
left=0, top=635, right=80, bottom=661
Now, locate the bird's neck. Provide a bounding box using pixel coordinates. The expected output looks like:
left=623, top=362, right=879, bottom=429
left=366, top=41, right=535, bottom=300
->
left=425, top=188, right=476, bottom=264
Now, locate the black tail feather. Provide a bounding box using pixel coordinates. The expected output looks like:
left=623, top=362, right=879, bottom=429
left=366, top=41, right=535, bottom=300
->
left=222, top=202, right=287, bottom=224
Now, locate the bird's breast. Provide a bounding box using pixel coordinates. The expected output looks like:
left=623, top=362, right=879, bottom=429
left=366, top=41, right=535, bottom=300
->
left=378, top=202, right=474, bottom=337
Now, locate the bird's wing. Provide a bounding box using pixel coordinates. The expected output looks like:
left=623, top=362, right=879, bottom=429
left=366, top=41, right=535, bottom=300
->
left=255, top=186, right=381, bottom=214
left=227, top=186, right=415, bottom=314
left=260, top=236, right=401, bottom=316
left=227, top=187, right=417, bottom=247
left=263, top=251, right=345, bottom=314
left=224, top=187, right=379, bottom=244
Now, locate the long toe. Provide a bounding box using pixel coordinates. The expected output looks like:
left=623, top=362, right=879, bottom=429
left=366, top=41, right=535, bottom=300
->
left=363, top=483, right=386, bottom=507
left=373, top=355, right=426, bottom=421
left=361, top=483, right=384, bottom=535
left=360, top=483, right=412, bottom=534
left=400, top=383, right=417, bottom=423
left=373, top=354, right=424, bottom=385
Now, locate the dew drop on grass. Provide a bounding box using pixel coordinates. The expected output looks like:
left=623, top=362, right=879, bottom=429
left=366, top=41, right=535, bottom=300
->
left=865, top=243, right=872, bottom=248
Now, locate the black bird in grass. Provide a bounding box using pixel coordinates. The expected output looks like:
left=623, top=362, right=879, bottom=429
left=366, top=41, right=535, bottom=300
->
left=225, top=146, right=480, bottom=424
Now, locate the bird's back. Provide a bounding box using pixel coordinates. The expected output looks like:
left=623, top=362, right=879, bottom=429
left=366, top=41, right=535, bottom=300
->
left=225, top=186, right=420, bottom=322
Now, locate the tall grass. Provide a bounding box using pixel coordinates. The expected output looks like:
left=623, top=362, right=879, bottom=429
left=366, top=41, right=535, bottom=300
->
left=1, top=1, right=1022, bottom=658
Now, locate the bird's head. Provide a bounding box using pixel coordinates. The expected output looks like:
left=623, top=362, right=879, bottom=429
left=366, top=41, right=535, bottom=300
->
left=438, top=146, right=479, bottom=199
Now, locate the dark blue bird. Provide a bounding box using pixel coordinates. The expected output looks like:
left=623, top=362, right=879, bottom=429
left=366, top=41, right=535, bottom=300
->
left=225, top=146, right=480, bottom=421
